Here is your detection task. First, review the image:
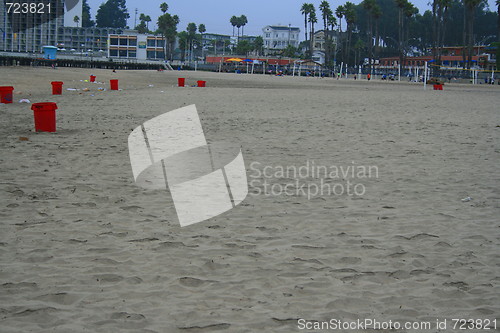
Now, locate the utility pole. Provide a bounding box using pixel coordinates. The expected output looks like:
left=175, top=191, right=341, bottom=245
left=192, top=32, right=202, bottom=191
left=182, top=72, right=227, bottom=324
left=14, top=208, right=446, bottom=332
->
left=134, top=8, right=138, bottom=29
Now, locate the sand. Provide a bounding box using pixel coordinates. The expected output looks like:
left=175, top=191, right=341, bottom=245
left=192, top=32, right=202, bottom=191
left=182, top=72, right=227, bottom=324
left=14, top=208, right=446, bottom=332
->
left=0, top=66, right=499, bottom=332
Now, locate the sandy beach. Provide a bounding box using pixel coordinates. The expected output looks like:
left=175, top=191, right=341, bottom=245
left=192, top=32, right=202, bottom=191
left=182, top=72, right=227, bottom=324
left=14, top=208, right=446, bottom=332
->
left=0, top=66, right=499, bottom=332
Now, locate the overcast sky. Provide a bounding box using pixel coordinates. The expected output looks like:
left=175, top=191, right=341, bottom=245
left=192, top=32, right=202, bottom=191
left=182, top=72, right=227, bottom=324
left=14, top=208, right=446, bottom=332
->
left=88, top=0, right=497, bottom=38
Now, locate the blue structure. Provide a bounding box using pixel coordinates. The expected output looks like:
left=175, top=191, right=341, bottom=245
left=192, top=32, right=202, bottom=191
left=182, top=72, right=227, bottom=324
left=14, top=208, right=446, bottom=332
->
left=43, top=46, right=58, bottom=60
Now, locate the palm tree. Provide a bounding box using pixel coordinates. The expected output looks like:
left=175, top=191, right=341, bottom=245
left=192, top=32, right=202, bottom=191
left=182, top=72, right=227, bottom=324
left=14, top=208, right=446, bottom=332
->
left=496, top=0, right=499, bottom=42
left=240, top=15, right=248, bottom=36
left=230, top=16, right=238, bottom=36
left=74, top=15, right=80, bottom=27
left=403, top=2, right=418, bottom=69
left=320, top=1, right=333, bottom=66
left=344, top=2, right=357, bottom=66
left=335, top=5, right=345, bottom=33
left=394, top=0, right=408, bottom=69
left=301, top=3, right=312, bottom=55
left=144, top=15, right=151, bottom=31
left=362, top=0, right=376, bottom=71
left=187, top=22, right=197, bottom=61
left=160, top=2, right=168, bottom=13
left=309, top=6, right=318, bottom=59
left=463, top=0, right=483, bottom=69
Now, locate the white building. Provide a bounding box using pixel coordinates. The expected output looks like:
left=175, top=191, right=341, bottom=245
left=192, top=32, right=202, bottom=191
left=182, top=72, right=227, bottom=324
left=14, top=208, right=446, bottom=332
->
left=262, top=25, right=300, bottom=54
left=108, top=33, right=165, bottom=60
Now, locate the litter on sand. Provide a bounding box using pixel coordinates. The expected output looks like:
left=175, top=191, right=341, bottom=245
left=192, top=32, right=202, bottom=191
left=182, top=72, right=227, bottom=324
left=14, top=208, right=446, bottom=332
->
left=461, top=196, right=473, bottom=202
left=19, top=99, right=30, bottom=103
left=67, top=88, right=78, bottom=91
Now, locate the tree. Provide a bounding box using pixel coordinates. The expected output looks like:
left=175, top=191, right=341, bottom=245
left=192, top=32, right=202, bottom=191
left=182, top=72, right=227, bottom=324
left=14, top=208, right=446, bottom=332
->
left=157, top=12, right=179, bottom=60
left=178, top=31, right=188, bottom=61
left=301, top=3, right=313, bottom=55
left=136, top=13, right=152, bottom=33
left=497, top=0, right=500, bottom=42
left=230, top=16, right=238, bottom=36
left=82, top=0, right=94, bottom=27
left=235, top=40, right=252, bottom=55
left=283, top=44, right=298, bottom=57
left=198, top=23, right=206, bottom=34
left=463, top=0, right=484, bottom=68
left=320, top=1, right=334, bottom=67
left=74, top=15, right=80, bottom=27
left=240, top=15, right=248, bottom=36
left=96, top=0, right=130, bottom=28
left=186, top=23, right=197, bottom=61
left=309, top=7, right=318, bottom=59
left=362, top=0, right=376, bottom=72
left=336, top=5, right=345, bottom=32
left=160, top=2, right=168, bottom=13
left=344, top=2, right=357, bottom=65
left=253, top=36, right=264, bottom=55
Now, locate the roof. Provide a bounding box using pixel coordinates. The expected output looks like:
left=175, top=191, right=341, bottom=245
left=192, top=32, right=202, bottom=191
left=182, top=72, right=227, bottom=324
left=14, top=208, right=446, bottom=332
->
left=264, top=25, right=300, bottom=31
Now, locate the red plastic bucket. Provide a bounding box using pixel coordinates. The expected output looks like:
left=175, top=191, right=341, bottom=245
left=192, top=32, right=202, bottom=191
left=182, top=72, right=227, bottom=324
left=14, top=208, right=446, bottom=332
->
left=178, top=78, right=185, bottom=87
left=31, top=102, right=58, bottom=132
left=197, top=80, right=206, bottom=87
left=90, top=75, right=96, bottom=82
left=51, top=81, right=63, bottom=95
left=433, top=84, right=443, bottom=90
left=110, top=79, right=119, bottom=90
left=0, top=86, right=14, bottom=104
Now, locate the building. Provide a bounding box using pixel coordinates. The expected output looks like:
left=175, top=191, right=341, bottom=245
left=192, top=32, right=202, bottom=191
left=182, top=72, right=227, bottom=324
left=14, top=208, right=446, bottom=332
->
left=0, top=0, right=85, bottom=53
left=310, top=30, right=341, bottom=64
left=377, top=54, right=490, bottom=69
left=57, top=27, right=124, bottom=53
left=108, top=33, right=165, bottom=60
left=262, top=25, right=300, bottom=54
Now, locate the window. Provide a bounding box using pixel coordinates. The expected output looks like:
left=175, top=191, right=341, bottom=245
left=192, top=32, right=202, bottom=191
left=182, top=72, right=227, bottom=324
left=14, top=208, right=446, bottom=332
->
left=156, top=51, right=164, bottom=59
left=156, top=39, right=164, bottom=47
left=128, top=51, right=136, bottom=58
left=265, top=33, right=270, bottom=38
left=119, top=38, right=127, bottom=45
left=147, top=50, right=156, bottom=58
left=129, top=39, right=137, bottom=46
left=147, top=39, right=156, bottom=47
left=109, top=49, right=118, bottom=56
left=110, top=37, right=118, bottom=45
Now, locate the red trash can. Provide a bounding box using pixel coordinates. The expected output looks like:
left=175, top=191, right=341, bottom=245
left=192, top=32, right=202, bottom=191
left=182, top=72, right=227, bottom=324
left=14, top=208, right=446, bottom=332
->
left=197, top=80, right=206, bottom=87
left=90, top=75, right=96, bottom=82
left=110, top=79, right=119, bottom=90
left=177, top=78, right=185, bottom=87
left=51, top=81, right=63, bottom=95
left=31, top=102, right=58, bottom=132
left=0, top=86, right=14, bottom=104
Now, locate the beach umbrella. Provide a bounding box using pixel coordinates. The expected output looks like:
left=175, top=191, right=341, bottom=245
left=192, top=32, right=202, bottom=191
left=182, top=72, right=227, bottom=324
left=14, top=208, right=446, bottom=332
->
left=226, top=58, right=243, bottom=62
left=242, top=59, right=252, bottom=62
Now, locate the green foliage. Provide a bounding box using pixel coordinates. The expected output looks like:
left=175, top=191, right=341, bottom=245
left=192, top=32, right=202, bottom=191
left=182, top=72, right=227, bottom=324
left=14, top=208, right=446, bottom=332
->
left=235, top=40, right=252, bottom=55
left=198, top=24, right=206, bottom=34
left=82, top=0, right=94, bottom=27
left=96, top=0, right=130, bottom=28
left=282, top=44, right=298, bottom=57
left=253, top=36, right=264, bottom=54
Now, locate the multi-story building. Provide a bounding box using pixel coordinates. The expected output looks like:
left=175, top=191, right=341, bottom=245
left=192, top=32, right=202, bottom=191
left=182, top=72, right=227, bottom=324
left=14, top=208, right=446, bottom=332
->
left=262, top=25, right=300, bottom=54
left=0, top=0, right=83, bottom=53
left=311, top=30, right=340, bottom=64
left=57, top=27, right=124, bottom=53
left=108, top=33, right=165, bottom=60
